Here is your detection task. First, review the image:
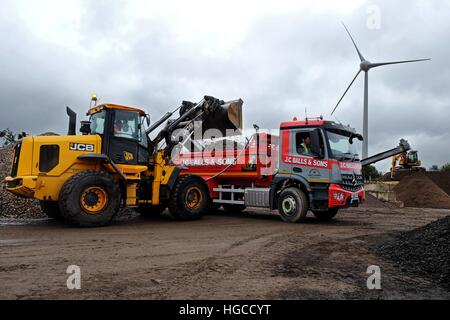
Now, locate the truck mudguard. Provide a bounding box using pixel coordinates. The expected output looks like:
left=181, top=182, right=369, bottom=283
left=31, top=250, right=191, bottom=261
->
left=270, top=173, right=312, bottom=209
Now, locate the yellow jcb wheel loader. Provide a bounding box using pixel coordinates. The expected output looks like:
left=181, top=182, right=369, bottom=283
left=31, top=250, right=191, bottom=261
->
left=2, top=95, right=243, bottom=227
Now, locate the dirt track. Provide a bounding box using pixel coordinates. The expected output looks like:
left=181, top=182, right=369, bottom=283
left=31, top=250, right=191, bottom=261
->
left=1, top=207, right=449, bottom=300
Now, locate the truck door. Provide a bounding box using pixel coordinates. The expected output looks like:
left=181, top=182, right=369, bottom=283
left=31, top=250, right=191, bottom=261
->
left=280, top=128, right=329, bottom=183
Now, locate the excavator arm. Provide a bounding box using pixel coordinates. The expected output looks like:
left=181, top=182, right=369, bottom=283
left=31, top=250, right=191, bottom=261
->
left=361, top=139, right=411, bottom=168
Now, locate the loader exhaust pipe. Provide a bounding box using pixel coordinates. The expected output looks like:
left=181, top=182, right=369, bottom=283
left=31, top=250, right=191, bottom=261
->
left=66, top=107, right=77, bottom=136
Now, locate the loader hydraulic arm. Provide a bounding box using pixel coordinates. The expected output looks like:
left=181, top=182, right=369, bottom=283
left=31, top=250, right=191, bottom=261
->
left=147, top=96, right=243, bottom=157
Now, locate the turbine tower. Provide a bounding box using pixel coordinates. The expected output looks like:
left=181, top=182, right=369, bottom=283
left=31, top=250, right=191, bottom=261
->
left=331, top=23, right=430, bottom=159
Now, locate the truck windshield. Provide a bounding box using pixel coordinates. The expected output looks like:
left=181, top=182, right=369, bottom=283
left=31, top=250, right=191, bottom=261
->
left=326, top=130, right=360, bottom=161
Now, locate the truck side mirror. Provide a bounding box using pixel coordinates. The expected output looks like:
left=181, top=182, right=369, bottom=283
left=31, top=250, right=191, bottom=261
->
left=310, top=128, right=324, bottom=159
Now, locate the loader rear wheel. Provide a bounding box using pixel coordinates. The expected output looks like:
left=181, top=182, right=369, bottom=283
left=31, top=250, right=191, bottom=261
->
left=313, top=208, right=339, bottom=221
left=39, top=201, right=63, bottom=220
left=222, top=204, right=246, bottom=213
left=278, top=187, right=309, bottom=223
left=135, top=204, right=166, bottom=218
left=59, top=171, right=120, bottom=227
left=168, top=175, right=208, bottom=221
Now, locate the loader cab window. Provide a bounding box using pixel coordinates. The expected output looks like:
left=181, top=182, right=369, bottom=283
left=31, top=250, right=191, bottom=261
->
left=114, top=110, right=140, bottom=141
left=90, top=110, right=106, bottom=135
left=138, top=116, right=149, bottom=148
left=108, top=109, right=150, bottom=165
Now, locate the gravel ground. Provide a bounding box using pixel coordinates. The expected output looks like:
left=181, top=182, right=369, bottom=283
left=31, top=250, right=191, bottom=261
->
left=1, top=206, right=449, bottom=300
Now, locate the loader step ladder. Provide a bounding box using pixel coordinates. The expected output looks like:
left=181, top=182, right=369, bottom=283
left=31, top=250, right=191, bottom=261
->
left=213, top=185, right=245, bottom=205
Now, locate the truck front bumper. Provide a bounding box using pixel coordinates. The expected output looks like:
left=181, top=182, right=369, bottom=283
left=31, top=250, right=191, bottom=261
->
left=328, top=184, right=365, bottom=208
left=1, top=176, right=37, bottom=198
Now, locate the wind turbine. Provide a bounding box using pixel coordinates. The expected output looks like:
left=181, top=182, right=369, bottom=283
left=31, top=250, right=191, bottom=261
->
left=331, top=23, right=430, bottom=159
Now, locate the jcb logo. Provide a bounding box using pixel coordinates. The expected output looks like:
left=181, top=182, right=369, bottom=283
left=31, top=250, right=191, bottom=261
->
left=124, top=151, right=134, bottom=161
left=69, top=143, right=95, bottom=152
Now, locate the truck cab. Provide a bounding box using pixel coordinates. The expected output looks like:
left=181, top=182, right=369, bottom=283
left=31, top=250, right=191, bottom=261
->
left=276, top=119, right=365, bottom=216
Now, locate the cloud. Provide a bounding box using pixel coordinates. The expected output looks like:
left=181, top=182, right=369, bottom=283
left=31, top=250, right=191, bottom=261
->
left=0, top=0, right=448, bottom=171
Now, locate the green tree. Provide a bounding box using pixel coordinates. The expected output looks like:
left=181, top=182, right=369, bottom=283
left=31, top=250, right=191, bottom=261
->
left=362, top=165, right=382, bottom=181
left=430, top=165, right=439, bottom=172
left=441, top=163, right=450, bottom=172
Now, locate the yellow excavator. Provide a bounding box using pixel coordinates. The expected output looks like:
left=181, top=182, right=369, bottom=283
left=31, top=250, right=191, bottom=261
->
left=390, top=149, right=425, bottom=179
left=2, top=95, right=243, bottom=227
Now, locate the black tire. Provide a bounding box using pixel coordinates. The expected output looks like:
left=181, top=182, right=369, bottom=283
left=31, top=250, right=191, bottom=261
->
left=205, top=200, right=221, bottom=214
left=222, top=204, right=246, bottom=213
left=278, top=187, right=309, bottom=223
left=313, top=208, right=339, bottom=221
left=59, top=171, right=120, bottom=227
left=135, top=204, right=166, bottom=218
left=168, top=175, right=208, bottom=221
left=39, top=201, right=63, bottom=220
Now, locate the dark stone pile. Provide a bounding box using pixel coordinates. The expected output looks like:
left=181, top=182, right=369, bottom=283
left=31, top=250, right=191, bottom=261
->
left=377, top=216, right=450, bottom=290
left=0, top=145, right=45, bottom=219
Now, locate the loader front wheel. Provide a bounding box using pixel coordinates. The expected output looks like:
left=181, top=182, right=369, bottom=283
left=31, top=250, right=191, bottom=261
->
left=168, top=175, right=208, bottom=221
left=39, top=201, right=63, bottom=220
left=59, top=171, right=120, bottom=227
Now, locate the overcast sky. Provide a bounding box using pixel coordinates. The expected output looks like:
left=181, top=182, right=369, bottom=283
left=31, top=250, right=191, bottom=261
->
left=0, top=0, right=448, bottom=171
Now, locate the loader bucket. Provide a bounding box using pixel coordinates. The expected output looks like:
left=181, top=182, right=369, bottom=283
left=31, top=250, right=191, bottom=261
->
left=202, top=99, right=243, bottom=136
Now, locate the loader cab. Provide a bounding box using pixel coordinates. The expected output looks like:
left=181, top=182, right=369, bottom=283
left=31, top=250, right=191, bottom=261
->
left=88, top=104, right=151, bottom=165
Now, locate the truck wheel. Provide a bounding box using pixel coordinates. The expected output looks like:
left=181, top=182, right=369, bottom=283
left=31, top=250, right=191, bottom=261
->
left=135, top=204, right=166, bottom=217
left=39, top=201, right=63, bottom=220
left=59, top=171, right=120, bottom=227
left=313, top=208, right=339, bottom=221
left=222, top=204, right=246, bottom=213
left=168, top=175, right=208, bottom=221
left=278, top=187, right=308, bottom=223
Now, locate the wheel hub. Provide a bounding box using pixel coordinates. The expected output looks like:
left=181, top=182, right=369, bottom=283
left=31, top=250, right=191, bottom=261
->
left=282, top=196, right=296, bottom=216
left=80, top=186, right=108, bottom=214
left=84, top=192, right=99, bottom=206
left=185, top=187, right=203, bottom=210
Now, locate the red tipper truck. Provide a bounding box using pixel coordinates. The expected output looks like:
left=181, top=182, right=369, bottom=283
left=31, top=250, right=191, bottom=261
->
left=174, top=118, right=366, bottom=222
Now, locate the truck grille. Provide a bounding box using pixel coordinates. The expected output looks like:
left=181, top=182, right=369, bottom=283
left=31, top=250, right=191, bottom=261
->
left=341, top=173, right=364, bottom=192
left=10, top=142, right=22, bottom=178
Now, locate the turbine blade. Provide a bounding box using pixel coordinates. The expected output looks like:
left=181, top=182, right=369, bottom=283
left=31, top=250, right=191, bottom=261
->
left=331, top=69, right=362, bottom=116
left=368, top=58, right=431, bottom=69
left=342, top=22, right=365, bottom=62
